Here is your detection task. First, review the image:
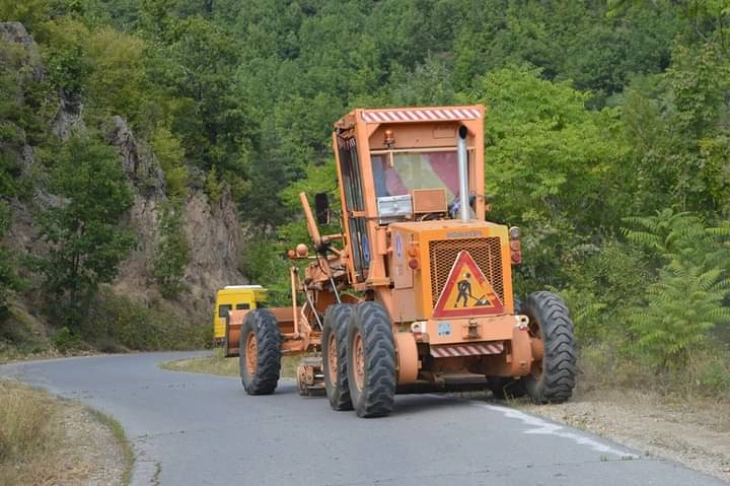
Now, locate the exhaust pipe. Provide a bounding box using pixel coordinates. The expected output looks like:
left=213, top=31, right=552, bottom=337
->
left=457, top=125, right=470, bottom=222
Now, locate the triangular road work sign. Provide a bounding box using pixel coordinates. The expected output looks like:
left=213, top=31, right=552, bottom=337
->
left=433, top=250, right=504, bottom=318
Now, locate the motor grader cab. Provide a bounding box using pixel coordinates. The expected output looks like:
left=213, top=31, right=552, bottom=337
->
left=226, top=104, right=577, bottom=417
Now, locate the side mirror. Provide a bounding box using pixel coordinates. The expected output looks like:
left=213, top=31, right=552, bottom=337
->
left=314, top=193, right=331, bottom=225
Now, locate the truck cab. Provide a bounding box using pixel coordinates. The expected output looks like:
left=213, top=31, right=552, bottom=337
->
left=213, top=285, right=266, bottom=345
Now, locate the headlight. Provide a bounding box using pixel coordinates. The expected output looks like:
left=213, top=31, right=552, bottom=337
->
left=508, top=226, right=520, bottom=239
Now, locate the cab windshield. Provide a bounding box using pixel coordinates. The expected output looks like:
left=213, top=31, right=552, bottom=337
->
left=371, top=151, right=460, bottom=199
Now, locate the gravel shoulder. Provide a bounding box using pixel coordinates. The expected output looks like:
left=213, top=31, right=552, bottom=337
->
left=518, top=390, right=730, bottom=483
left=54, top=402, right=129, bottom=486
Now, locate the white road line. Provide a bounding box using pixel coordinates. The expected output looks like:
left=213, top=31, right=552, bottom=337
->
left=478, top=403, right=639, bottom=459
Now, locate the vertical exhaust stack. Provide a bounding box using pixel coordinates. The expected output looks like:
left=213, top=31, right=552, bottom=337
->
left=457, top=125, right=470, bottom=223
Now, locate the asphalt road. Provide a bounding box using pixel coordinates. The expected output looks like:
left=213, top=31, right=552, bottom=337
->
left=0, top=352, right=726, bottom=486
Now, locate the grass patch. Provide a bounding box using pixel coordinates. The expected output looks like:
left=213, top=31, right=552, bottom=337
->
left=0, top=381, right=58, bottom=466
left=88, top=409, right=135, bottom=485
left=0, top=381, right=70, bottom=485
left=578, top=340, right=730, bottom=401
left=160, top=348, right=301, bottom=378
left=0, top=380, right=132, bottom=485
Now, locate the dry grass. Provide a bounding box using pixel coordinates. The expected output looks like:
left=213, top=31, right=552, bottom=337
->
left=0, top=380, right=130, bottom=486
left=0, top=381, right=57, bottom=461
left=160, top=348, right=301, bottom=378
left=0, top=381, right=68, bottom=485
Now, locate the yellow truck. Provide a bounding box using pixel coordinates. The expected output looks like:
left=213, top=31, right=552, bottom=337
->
left=213, top=285, right=267, bottom=349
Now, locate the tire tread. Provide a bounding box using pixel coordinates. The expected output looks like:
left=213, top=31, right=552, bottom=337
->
left=239, top=309, right=282, bottom=395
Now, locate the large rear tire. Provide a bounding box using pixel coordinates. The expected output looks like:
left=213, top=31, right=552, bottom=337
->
left=239, top=309, right=282, bottom=395
left=322, top=304, right=354, bottom=411
left=522, top=291, right=576, bottom=404
left=346, top=302, right=396, bottom=418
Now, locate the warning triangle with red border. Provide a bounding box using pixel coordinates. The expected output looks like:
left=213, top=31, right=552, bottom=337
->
left=433, top=250, right=504, bottom=318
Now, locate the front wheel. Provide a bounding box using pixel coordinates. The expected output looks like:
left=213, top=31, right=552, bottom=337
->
left=322, top=304, right=354, bottom=411
left=347, top=302, right=396, bottom=418
left=239, top=309, right=282, bottom=395
left=522, top=291, right=577, bottom=404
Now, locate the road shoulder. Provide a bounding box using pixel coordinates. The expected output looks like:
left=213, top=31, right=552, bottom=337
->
left=519, top=390, right=730, bottom=483
left=0, top=380, right=131, bottom=486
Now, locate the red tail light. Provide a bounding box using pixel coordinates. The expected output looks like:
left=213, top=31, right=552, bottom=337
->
left=509, top=227, right=521, bottom=265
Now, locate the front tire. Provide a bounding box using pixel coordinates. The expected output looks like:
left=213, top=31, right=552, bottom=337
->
left=322, top=304, right=354, bottom=411
left=239, top=309, right=282, bottom=395
left=347, top=302, right=396, bottom=418
left=522, top=291, right=577, bottom=403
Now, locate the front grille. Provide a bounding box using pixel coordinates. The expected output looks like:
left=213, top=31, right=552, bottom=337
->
left=428, top=237, right=504, bottom=307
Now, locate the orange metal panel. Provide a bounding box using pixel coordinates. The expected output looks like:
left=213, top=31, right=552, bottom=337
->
left=423, top=314, right=516, bottom=346
left=391, top=288, right=418, bottom=323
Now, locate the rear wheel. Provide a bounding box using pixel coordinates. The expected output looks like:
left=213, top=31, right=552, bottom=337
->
left=522, top=291, right=576, bottom=403
left=347, top=302, right=396, bottom=418
left=322, top=304, right=354, bottom=410
left=239, top=309, right=282, bottom=395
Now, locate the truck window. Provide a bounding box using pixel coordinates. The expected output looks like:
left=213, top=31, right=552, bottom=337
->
left=236, top=303, right=250, bottom=310
left=337, top=135, right=368, bottom=281
left=371, top=151, right=460, bottom=199
left=218, top=304, right=232, bottom=318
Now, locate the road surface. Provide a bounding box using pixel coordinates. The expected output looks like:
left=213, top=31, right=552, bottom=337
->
left=1, top=352, right=726, bottom=485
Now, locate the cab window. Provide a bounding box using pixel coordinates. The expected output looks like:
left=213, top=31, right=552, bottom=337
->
left=218, top=304, right=232, bottom=318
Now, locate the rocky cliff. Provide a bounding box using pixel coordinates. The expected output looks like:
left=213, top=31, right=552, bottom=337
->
left=107, top=116, right=246, bottom=320
left=2, top=22, right=246, bottom=330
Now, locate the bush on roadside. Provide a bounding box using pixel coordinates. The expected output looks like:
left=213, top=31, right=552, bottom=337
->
left=52, top=325, right=90, bottom=353
left=82, top=288, right=208, bottom=351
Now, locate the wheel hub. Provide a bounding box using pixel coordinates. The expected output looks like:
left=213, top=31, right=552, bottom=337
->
left=327, top=332, right=338, bottom=384
left=246, top=333, right=257, bottom=375
left=353, top=332, right=365, bottom=390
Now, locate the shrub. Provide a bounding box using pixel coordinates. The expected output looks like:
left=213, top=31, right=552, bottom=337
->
left=83, top=288, right=207, bottom=351
left=152, top=203, right=190, bottom=299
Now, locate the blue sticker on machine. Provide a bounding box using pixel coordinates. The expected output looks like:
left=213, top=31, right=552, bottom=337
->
left=394, top=233, right=403, bottom=260
left=362, top=235, right=370, bottom=263
left=437, top=322, right=451, bottom=336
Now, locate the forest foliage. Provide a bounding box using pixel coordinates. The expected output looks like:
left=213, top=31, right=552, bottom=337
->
left=0, top=0, right=729, bottom=392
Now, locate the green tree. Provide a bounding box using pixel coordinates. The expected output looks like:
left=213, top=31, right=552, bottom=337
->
left=0, top=0, right=50, bottom=31
left=38, top=134, right=134, bottom=327
left=623, top=210, right=730, bottom=371
left=151, top=126, right=188, bottom=199
left=479, top=66, right=631, bottom=288
left=84, top=27, right=146, bottom=123
left=622, top=40, right=730, bottom=216
left=152, top=203, right=189, bottom=298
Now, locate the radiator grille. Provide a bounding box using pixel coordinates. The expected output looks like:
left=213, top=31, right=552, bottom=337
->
left=429, top=237, right=504, bottom=307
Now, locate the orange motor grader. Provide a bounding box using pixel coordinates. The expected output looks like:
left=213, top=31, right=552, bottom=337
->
left=225, top=104, right=576, bottom=417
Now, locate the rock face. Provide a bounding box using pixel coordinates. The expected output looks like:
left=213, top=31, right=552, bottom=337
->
left=2, top=22, right=247, bottom=325
left=107, top=117, right=246, bottom=320
left=183, top=189, right=245, bottom=307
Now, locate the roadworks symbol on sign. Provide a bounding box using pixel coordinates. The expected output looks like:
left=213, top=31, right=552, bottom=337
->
left=433, top=250, right=504, bottom=318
